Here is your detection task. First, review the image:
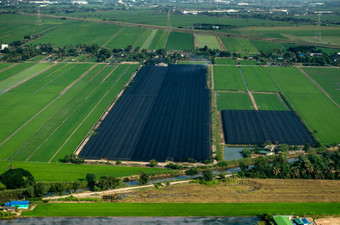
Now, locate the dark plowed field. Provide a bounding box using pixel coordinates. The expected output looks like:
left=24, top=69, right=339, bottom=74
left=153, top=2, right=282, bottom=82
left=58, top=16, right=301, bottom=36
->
left=221, top=110, right=315, bottom=145
left=79, top=65, right=211, bottom=162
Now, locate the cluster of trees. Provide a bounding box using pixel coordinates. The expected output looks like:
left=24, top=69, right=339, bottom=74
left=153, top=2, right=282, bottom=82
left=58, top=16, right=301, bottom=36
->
left=239, top=151, right=340, bottom=179
left=85, top=173, right=120, bottom=191
left=60, top=154, right=85, bottom=164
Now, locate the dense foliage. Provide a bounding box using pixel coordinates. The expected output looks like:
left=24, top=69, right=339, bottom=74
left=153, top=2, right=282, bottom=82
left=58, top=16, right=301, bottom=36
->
left=239, top=151, right=340, bottom=179
left=0, top=168, right=35, bottom=189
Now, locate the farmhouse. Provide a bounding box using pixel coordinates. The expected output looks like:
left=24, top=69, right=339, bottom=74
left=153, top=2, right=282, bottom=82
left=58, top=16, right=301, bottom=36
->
left=4, top=201, right=30, bottom=209
left=1, top=44, right=8, bottom=50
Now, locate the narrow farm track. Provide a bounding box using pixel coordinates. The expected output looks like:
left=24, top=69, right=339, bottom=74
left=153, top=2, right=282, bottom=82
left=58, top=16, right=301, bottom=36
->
left=0, top=64, right=96, bottom=148
left=0, top=63, right=18, bottom=73
left=238, top=67, right=258, bottom=110
left=24, top=13, right=340, bottom=49
left=217, top=36, right=227, bottom=51
left=297, top=67, right=340, bottom=109
left=2, top=63, right=57, bottom=95
left=102, top=27, right=125, bottom=47
left=74, top=65, right=134, bottom=157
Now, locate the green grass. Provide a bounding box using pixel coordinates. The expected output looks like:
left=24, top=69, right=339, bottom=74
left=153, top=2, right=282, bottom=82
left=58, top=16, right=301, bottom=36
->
left=0, top=161, right=170, bottom=182
left=140, top=29, right=157, bottom=49
left=0, top=63, right=93, bottom=159
left=213, top=66, right=246, bottom=91
left=0, top=63, right=36, bottom=82
left=253, top=93, right=288, bottom=111
left=178, top=61, right=210, bottom=65
left=216, top=92, right=253, bottom=111
left=214, top=58, right=235, bottom=65
left=0, top=63, right=52, bottom=94
left=238, top=60, right=258, bottom=65
left=265, top=67, right=340, bottom=145
left=0, top=63, right=13, bottom=71
left=106, top=27, right=146, bottom=49
left=30, top=21, right=123, bottom=47
left=221, top=37, right=258, bottom=53
left=166, top=32, right=194, bottom=51
left=195, top=34, right=220, bottom=50
left=241, top=66, right=279, bottom=92
left=22, top=202, right=340, bottom=217
left=250, top=40, right=284, bottom=53
left=302, top=67, right=340, bottom=105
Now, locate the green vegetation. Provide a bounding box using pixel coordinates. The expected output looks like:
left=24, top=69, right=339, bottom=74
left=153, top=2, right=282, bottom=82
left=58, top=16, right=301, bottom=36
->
left=266, top=67, right=340, bottom=144
left=221, top=37, right=258, bottom=53
left=213, top=66, right=246, bottom=91
left=166, top=32, right=194, bottom=50
left=0, top=63, right=15, bottom=71
left=250, top=40, right=284, bottom=53
left=0, top=161, right=170, bottom=182
left=241, top=66, right=279, bottom=92
left=22, top=202, right=340, bottom=217
left=302, top=67, right=340, bottom=105
left=140, top=29, right=157, bottom=49
left=0, top=63, right=52, bottom=93
left=253, top=93, right=288, bottom=111
left=238, top=60, right=258, bottom=65
left=195, top=35, right=220, bottom=50
left=216, top=92, right=253, bottom=111
left=106, top=27, right=146, bottom=49
left=214, top=58, right=235, bottom=65
left=0, top=63, right=36, bottom=82
left=30, top=22, right=123, bottom=47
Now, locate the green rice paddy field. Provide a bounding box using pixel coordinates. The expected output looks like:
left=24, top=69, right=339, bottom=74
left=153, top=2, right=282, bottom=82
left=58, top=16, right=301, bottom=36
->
left=166, top=32, right=194, bottom=50
left=240, top=66, right=279, bottom=92
left=221, top=37, right=259, bottom=53
left=253, top=93, right=288, bottom=111
left=216, top=92, right=253, bottom=111
left=302, top=67, right=340, bottom=105
left=214, top=58, right=236, bottom=65
left=22, top=202, right=340, bottom=217
left=0, top=62, right=139, bottom=163
left=195, top=34, right=220, bottom=50
left=213, top=66, right=246, bottom=91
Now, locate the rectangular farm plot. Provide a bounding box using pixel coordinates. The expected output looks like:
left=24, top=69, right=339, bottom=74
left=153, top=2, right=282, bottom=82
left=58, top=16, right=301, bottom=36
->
left=216, top=92, right=253, bottom=111
left=253, top=93, right=288, bottom=111
left=166, top=32, right=194, bottom=51
left=79, top=65, right=211, bottom=162
left=240, top=66, right=279, bottom=92
left=250, top=40, right=284, bottom=53
left=221, top=37, right=258, bottom=53
left=195, top=35, right=221, bottom=50
left=302, top=67, right=340, bottom=105
left=214, top=58, right=236, bottom=65
left=221, top=110, right=315, bottom=145
left=106, top=27, right=146, bottom=49
left=213, top=66, right=246, bottom=91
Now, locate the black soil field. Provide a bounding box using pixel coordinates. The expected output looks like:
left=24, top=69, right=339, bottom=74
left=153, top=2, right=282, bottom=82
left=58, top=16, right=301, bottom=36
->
left=79, top=65, right=211, bottom=162
left=221, top=110, right=315, bottom=145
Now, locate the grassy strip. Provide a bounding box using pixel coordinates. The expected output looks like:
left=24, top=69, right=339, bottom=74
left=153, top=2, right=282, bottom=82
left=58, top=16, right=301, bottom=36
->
left=0, top=161, right=171, bottom=182
left=221, top=37, right=258, bottom=53
left=214, top=58, right=235, bottom=65
left=0, top=63, right=51, bottom=92
left=140, top=29, right=157, bottom=49
left=22, top=202, right=340, bottom=217
left=156, top=30, right=169, bottom=49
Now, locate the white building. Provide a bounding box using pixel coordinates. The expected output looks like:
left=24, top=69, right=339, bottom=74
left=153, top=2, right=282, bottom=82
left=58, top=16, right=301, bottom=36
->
left=1, top=44, right=8, bottom=50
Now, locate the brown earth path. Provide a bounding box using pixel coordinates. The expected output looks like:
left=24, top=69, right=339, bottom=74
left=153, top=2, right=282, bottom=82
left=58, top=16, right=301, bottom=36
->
left=0, top=63, right=19, bottom=73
